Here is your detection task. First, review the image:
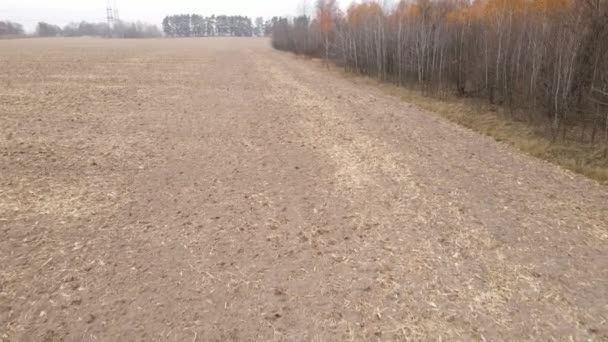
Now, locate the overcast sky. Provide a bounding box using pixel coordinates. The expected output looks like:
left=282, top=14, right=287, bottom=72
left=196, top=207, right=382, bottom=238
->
left=1, top=0, right=327, bottom=32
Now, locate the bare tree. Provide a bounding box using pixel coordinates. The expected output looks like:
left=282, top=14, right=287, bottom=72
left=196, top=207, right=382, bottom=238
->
left=271, top=0, right=608, bottom=145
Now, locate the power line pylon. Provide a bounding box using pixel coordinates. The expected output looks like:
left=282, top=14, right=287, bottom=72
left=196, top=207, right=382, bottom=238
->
left=106, top=0, right=115, bottom=36
left=113, top=1, right=120, bottom=23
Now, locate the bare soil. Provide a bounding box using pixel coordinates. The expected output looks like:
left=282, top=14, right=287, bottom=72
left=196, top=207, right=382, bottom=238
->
left=1, top=38, right=607, bottom=341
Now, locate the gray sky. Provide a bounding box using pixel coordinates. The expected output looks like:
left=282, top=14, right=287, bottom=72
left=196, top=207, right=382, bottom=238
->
left=1, top=0, right=321, bottom=32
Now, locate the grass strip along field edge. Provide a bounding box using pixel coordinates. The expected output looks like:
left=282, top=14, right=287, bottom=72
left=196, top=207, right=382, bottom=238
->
left=310, top=59, right=608, bottom=185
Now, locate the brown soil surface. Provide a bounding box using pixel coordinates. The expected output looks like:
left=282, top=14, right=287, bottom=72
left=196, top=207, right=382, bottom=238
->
left=1, top=38, right=607, bottom=341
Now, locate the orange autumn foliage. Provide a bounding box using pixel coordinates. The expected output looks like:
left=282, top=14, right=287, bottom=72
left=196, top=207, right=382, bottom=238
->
left=316, top=0, right=339, bottom=34
left=347, top=2, right=383, bottom=29
left=445, top=0, right=574, bottom=24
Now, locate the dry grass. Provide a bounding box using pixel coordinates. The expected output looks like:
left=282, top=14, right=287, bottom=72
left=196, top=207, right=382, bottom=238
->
left=360, top=78, right=608, bottom=184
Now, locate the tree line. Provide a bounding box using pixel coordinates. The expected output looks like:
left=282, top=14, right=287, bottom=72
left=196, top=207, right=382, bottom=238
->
left=0, top=20, right=161, bottom=38
left=2, top=14, right=271, bottom=39
left=61, top=21, right=161, bottom=38
left=162, top=14, right=267, bottom=37
left=272, top=0, right=608, bottom=145
left=0, top=20, right=24, bottom=36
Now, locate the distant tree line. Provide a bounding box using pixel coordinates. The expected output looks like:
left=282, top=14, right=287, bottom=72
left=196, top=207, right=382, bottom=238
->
left=59, top=22, right=111, bottom=37
left=2, top=15, right=270, bottom=39
left=50, top=21, right=161, bottom=38
left=272, top=0, right=608, bottom=146
left=36, top=22, right=62, bottom=37
left=0, top=19, right=161, bottom=38
left=0, top=20, right=24, bottom=36
left=162, top=14, right=267, bottom=37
